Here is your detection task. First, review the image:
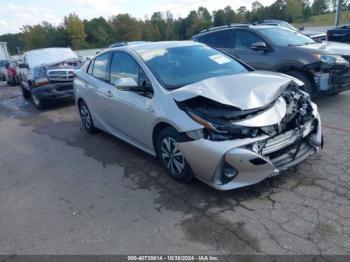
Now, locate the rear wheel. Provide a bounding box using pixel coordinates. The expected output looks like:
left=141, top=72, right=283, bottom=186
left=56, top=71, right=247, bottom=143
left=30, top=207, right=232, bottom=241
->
left=156, top=127, right=194, bottom=182
left=78, top=100, right=98, bottom=133
left=286, top=71, right=313, bottom=95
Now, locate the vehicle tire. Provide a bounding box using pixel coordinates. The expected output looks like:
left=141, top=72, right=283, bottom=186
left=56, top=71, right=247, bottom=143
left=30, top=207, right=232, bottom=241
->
left=31, top=91, right=46, bottom=109
left=286, top=71, right=313, bottom=95
left=78, top=100, right=98, bottom=133
left=20, top=83, right=31, bottom=99
left=156, top=127, right=194, bottom=183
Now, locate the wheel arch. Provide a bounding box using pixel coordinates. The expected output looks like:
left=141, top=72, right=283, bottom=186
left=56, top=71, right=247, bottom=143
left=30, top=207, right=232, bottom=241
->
left=152, top=122, right=178, bottom=156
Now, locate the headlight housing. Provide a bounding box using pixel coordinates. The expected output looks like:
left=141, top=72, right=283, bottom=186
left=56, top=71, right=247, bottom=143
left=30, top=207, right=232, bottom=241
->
left=314, top=54, right=349, bottom=66
left=186, top=111, right=260, bottom=141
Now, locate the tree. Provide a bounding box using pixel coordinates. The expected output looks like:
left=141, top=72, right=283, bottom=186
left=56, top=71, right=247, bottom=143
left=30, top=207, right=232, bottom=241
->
left=21, top=22, right=68, bottom=51
left=213, top=10, right=225, bottom=26
left=64, top=13, right=85, bottom=49
left=109, top=14, right=141, bottom=42
left=302, top=0, right=313, bottom=20
left=312, top=0, right=329, bottom=15
left=285, top=0, right=303, bottom=21
left=84, top=17, right=111, bottom=48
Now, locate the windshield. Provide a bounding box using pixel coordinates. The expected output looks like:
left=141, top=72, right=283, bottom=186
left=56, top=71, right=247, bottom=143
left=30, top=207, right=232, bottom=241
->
left=26, top=48, right=78, bottom=68
left=139, top=45, right=248, bottom=90
left=279, top=21, right=298, bottom=31
left=257, top=27, right=315, bottom=46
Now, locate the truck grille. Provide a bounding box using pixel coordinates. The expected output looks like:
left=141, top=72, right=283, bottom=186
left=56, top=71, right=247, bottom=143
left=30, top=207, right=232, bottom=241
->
left=47, top=69, right=75, bottom=82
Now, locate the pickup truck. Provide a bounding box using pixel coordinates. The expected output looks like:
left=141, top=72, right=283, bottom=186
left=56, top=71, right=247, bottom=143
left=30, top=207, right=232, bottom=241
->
left=18, top=48, right=85, bottom=109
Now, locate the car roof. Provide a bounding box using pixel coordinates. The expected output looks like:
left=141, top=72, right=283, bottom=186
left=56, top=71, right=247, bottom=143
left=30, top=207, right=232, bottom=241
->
left=193, top=24, right=276, bottom=37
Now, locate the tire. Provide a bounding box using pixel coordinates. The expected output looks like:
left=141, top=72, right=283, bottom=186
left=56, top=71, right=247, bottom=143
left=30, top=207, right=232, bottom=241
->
left=156, top=127, right=194, bottom=183
left=20, top=83, right=31, bottom=99
left=31, top=91, right=47, bottom=109
left=78, top=100, right=98, bottom=133
left=285, top=71, right=313, bottom=95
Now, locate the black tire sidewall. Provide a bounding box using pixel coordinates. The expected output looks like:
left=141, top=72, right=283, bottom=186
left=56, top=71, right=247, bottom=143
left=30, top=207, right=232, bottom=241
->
left=78, top=100, right=97, bottom=133
left=286, top=71, right=313, bottom=95
left=156, top=127, right=194, bottom=182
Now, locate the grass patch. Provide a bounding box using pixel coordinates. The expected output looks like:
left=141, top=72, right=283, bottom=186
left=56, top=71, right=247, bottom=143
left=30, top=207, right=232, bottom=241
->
left=293, top=11, right=350, bottom=27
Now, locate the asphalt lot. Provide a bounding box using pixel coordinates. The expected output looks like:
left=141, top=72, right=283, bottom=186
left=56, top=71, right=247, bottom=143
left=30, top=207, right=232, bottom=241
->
left=0, top=81, right=349, bottom=255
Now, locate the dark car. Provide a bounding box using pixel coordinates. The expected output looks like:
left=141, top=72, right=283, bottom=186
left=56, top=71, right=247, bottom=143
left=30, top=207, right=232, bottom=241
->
left=193, top=25, right=350, bottom=95
left=18, top=48, right=85, bottom=109
left=327, top=24, right=350, bottom=43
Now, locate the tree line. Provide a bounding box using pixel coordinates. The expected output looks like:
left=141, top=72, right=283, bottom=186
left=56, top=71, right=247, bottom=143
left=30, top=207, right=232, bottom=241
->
left=0, top=0, right=346, bottom=54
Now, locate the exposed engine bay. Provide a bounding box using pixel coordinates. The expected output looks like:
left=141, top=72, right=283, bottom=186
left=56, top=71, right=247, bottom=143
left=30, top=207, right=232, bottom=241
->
left=177, top=84, right=315, bottom=142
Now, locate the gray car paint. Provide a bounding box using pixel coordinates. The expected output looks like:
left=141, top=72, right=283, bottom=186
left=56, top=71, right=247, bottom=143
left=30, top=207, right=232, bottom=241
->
left=193, top=26, right=350, bottom=93
left=74, top=41, right=322, bottom=190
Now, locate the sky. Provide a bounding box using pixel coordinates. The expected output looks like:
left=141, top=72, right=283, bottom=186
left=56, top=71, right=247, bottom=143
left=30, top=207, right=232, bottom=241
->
left=0, top=0, right=275, bottom=35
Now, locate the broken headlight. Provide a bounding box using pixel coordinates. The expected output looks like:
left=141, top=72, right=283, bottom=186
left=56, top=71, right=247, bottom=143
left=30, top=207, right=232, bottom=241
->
left=314, top=54, right=349, bottom=66
left=187, top=111, right=260, bottom=141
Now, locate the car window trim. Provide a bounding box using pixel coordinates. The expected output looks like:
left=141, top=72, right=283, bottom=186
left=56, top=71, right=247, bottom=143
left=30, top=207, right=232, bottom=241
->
left=91, top=51, right=111, bottom=82
left=108, top=50, right=154, bottom=96
left=232, top=29, right=265, bottom=51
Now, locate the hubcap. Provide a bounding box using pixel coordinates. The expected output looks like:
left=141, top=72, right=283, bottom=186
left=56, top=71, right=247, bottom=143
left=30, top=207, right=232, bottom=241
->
left=160, top=137, right=185, bottom=175
left=80, top=104, right=92, bottom=128
left=31, top=93, right=40, bottom=105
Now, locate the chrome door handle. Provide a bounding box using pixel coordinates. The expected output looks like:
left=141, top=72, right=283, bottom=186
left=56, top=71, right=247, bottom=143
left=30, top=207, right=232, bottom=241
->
left=106, top=90, right=113, bottom=97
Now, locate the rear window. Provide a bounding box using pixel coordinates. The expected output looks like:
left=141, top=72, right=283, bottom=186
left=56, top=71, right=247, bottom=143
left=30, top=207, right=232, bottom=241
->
left=198, top=30, right=232, bottom=48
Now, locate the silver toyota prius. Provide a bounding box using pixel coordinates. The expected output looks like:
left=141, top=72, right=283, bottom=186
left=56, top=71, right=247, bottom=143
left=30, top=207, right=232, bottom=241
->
left=74, top=41, right=323, bottom=190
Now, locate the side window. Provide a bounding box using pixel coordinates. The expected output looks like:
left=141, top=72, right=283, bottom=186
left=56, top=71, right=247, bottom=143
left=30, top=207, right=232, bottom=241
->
left=109, top=52, right=139, bottom=85
left=92, top=52, right=110, bottom=81
left=234, top=30, right=263, bottom=50
left=87, top=59, right=94, bottom=75
left=201, top=30, right=232, bottom=48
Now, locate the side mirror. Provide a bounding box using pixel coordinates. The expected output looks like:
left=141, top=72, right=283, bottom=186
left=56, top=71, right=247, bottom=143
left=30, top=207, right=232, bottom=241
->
left=251, top=42, right=269, bottom=51
left=299, top=26, right=305, bottom=31
left=114, top=77, right=139, bottom=90
left=18, top=63, right=28, bottom=69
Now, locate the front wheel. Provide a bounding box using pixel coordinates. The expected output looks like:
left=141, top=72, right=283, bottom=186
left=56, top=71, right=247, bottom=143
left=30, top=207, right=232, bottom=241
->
left=286, top=71, right=313, bottom=95
left=20, top=83, right=31, bottom=99
left=31, top=91, right=46, bottom=109
left=157, top=127, right=194, bottom=183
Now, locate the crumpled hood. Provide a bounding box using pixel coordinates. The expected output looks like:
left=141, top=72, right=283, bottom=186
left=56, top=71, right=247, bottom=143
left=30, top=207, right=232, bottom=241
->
left=172, top=71, right=299, bottom=110
left=298, top=41, right=350, bottom=56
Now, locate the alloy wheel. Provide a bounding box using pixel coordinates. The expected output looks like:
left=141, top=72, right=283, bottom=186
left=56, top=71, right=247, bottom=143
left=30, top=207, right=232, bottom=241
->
left=160, top=137, right=185, bottom=175
left=80, top=104, right=92, bottom=129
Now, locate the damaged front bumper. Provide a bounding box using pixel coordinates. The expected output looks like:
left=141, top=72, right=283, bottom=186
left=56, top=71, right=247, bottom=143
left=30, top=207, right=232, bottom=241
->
left=31, top=82, right=74, bottom=101
left=177, top=116, right=322, bottom=191
left=313, top=63, right=350, bottom=93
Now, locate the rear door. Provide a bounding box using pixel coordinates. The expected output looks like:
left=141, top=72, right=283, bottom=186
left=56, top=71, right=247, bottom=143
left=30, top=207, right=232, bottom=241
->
left=197, top=29, right=233, bottom=54
left=225, top=29, right=274, bottom=70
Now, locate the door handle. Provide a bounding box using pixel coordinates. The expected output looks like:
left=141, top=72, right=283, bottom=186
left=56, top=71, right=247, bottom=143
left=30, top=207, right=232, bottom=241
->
left=106, top=90, right=113, bottom=97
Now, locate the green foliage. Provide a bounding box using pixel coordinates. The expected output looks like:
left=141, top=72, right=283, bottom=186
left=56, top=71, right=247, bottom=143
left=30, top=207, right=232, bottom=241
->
left=64, top=13, right=86, bottom=49
left=312, top=0, right=329, bottom=15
